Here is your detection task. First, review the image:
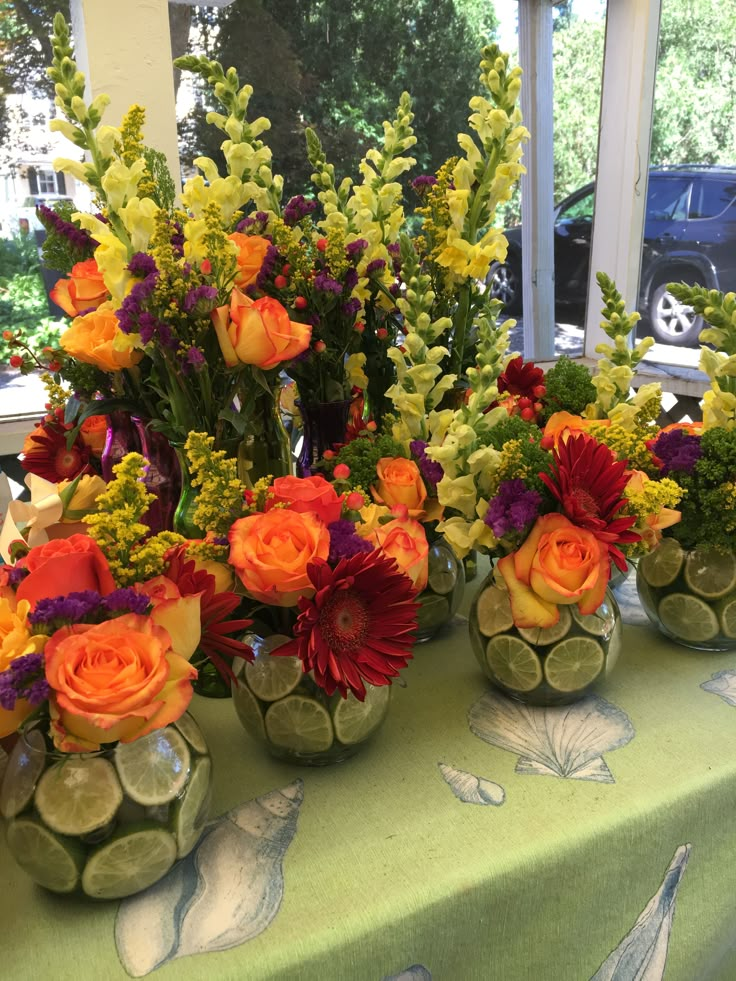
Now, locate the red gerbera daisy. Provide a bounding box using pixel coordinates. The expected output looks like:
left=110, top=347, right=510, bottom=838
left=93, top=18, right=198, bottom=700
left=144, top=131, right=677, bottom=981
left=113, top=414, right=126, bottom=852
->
left=539, top=433, right=640, bottom=571
left=21, top=408, right=92, bottom=482
left=273, top=551, right=418, bottom=700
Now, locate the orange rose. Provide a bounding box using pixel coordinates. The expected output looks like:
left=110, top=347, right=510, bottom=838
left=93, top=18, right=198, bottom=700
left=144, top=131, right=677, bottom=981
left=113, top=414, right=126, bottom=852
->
left=541, top=412, right=607, bottom=450
left=44, top=613, right=197, bottom=752
left=372, top=457, right=427, bottom=514
left=268, top=475, right=344, bottom=525
left=498, top=513, right=609, bottom=628
left=50, top=258, right=109, bottom=317
left=79, top=414, right=108, bottom=456
left=60, top=303, right=144, bottom=372
left=136, top=576, right=202, bottom=660
left=212, top=287, right=311, bottom=369
left=228, top=509, right=330, bottom=606
left=0, top=597, right=47, bottom=737
left=228, top=233, right=271, bottom=289
left=366, top=516, right=429, bottom=592
left=16, top=534, right=116, bottom=608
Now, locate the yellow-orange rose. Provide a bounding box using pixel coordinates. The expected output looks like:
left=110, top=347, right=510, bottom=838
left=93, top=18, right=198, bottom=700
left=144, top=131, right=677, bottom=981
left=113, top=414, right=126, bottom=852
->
left=50, top=258, right=109, bottom=317
left=228, top=509, right=330, bottom=607
left=541, top=412, right=607, bottom=450
left=44, top=613, right=197, bottom=752
left=60, top=303, right=144, bottom=372
left=228, top=233, right=271, bottom=289
left=0, top=598, right=47, bottom=737
left=372, top=457, right=427, bottom=514
left=366, top=516, right=429, bottom=592
left=498, top=513, right=609, bottom=628
left=212, top=287, right=311, bottom=369
left=136, top=576, right=202, bottom=660
left=79, top=414, right=108, bottom=455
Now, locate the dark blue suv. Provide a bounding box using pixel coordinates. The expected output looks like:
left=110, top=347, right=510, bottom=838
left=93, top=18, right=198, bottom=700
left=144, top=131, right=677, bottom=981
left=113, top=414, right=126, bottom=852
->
left=488, top=166, right=736, bottom=346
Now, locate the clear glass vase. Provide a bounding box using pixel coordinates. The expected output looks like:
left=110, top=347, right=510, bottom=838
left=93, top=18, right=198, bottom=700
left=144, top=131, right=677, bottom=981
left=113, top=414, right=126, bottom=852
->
left=0, top=714, right=212, bottom=899
left=636, top=540, right=736, bottom=651
left=468, top=566, right=623, bottom=706
left=415, top=536, right=466, bottom=642
left=232, top=634, right=391, bottom=765
left=295, top=398, right=352, bottom=476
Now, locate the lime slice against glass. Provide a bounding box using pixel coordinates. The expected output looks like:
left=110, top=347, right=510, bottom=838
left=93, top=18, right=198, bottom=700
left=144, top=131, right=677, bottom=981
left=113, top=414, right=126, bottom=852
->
left=81, top=826, right=178, bottom=900
left=571, top=604, right=615, bottom=638
left=332, top=685, right=390, bottom=745
left=684, top=546, right=736, bottom=599
left=6, top=815, right=85, bottom=893
left=658, top=593, right=720, bottom=642
left=174, top=713, right=208, bottom=755
left=115, top=729, right=191, bottom=807
left=265, top=695, right=334, bottom=754
left=476, top=586, right=514, bottom=637
left=485, top=635, right=543, bottom=692
left=518, top=605, right=572, bottom=646
left=172, top=755, right=212, bottom=858
left=232, top=681, right=267, bottom=741
left=639, top=538, right=684, bottom=587
left=245, top=647, right=303, bottom=702
left=716, top=595, right=736, bottom=639
left=416, top=593, right=450, bottom=632
left=544, top=637, right=605, bottom=692
left=35, top=757, right=123, bottom=836
left=0, top=728, right=46, bottom=819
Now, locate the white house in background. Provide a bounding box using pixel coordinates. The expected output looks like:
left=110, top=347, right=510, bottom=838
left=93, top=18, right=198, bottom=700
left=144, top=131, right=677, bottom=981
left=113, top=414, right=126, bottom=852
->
left=0, top=93, right=92, bottom=237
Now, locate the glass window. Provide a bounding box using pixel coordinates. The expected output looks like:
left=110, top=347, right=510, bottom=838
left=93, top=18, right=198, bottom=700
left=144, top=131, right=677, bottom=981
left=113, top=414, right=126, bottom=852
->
left=644, top=178, right=690, bottom=221
left=36, top=170, right=57, bottom=194
left=557, top=189, right=595, bottom=223
left=688, top=178, right=736, bottom=219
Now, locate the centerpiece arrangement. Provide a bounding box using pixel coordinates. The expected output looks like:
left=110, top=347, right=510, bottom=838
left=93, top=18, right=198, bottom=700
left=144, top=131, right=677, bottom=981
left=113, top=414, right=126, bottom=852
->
left=635, top=283, right=736, bottom=651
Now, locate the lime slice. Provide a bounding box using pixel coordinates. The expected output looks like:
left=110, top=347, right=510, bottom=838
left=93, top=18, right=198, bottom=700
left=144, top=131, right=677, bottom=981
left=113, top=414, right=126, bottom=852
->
left=427, top=547, right=458, bottom=594
left=114, top=729, right=191, bottom=807
left=232, top=679, right=267, bottom=741
left=174, top=713, right=208, bottom=755
left=81, top=826, right=178, bottom=900
left=544, top=637, right=605, bottom=692
left=716, top=595, right=736, bottom=639
left=332, top=685, right=391, bottom=745
left=416, top=592, right=451, bottom=632
left=485, top=635, right=543, bottom=692
left=35, top=757, right=123, bottom=836
left=658, top=593, right=720, bottom=642
left=0, top=728, right=47, bottom=819
left=639, top=538, right=684, bottom=587
left=245, top=640, right=303, bottom=701
left=571, top=603, right=616, bottom=638
left=6, top=816, right=85, bottom=893
left=172, top=755, right=212, bottom=858
left=264, top=695, right=334, bottom=754
left=476, top=586, right=514, bottom=637
left=518, top=605, right=572, bottom=646
left=684, top=546, right=736, bottom=600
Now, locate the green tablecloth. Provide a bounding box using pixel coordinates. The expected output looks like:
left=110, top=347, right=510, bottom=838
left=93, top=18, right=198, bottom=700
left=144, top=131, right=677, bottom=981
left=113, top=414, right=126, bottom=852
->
left=3, top=576, right=736, bottom=981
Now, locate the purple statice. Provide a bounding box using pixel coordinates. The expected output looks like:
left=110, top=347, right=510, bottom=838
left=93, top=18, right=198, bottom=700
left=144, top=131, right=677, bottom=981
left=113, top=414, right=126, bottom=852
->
left=0, top=653, right=49, bottom=710
left=346, top=239, right=369, bottom=257
left=183, top=284, right=217, bottom=313
left=409, top=440, right=444, bottom=487
left=117, top=272, right=159, bottom=334
left=212, top=535, right=230, bottom=547
left=484, top=479, right=542, bottom=538
left=128, top=252, right=158, bottom=277
left=365, top=258, right=386, bottom=276
left=328, top=520, right=373, bottom=565
left=103, top=588, right=151, bottom=616
left=170, top=222, right=185, bottom=255
left=236, top=216, right=257, bottom=232
left=313, top=271, right=343, bottom=295
left=651, top=428, right=702, bottom=475
left=341, top=297, right=362, bottom=319
left=256, top=244, right=282, bottom=290
left=255, top=211, right=269, bottom=225
left=8, top=566, right=29, bottom=587
left=184, top=346, right=206, bottom=371
left=37, top=203, right=98, bottom=252
left=343, top=267, right=359, bottom=291
left=411, top=175, right=438, bottom=193
left=29, top=590, right=104, bottom=627
left=389, top=282, right=401, bottom=297
left=283, top=194, right=318, bottom=227
left=158, top=322, right=176, bottom=350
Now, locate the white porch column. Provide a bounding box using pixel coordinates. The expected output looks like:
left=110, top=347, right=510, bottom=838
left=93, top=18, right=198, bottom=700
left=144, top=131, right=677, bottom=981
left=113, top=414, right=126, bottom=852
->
left=583, top=0, right=662, bottom=356
left=69, top=0, right=181, bottom=190
left=518, top=0, right=556, bottom=361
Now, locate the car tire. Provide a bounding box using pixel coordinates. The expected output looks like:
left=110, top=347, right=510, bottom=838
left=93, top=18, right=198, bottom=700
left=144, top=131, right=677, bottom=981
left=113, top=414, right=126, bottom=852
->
left=648, top=279, right=703, bottom=347
left=487, top=259, right=522, bottom=314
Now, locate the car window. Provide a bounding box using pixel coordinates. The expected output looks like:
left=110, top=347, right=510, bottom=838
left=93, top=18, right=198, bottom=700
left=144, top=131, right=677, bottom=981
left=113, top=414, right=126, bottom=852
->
left=557, top=189, right=594, bottom=223
left=688, top=179, right=736, bottom=219
left=645, top=178, right=690, bottom=221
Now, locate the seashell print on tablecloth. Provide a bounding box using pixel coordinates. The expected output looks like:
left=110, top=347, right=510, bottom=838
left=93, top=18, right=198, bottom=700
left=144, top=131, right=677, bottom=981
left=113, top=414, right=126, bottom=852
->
left=115, top=780, right=304, bottom=977
left=701, top=669, right=736, bottom=706
left=589, top=843, right=691, bottom=981
left=468, top=690, right=635, bottom=782
left=438, top=762, right=506, bottom=805
left=382, top=966, right=432, bottom=981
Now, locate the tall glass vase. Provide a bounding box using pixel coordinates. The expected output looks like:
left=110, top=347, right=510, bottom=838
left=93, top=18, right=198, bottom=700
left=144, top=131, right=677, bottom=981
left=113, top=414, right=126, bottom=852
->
left=172, top=444, right=204, bottom=539
left=101, top=411, right=142, bottom=481
left=296, top=399, right=352, bottom=476
left=240, top=386, right=293, bottom=486
left=136, top=422, right=182, bottom=535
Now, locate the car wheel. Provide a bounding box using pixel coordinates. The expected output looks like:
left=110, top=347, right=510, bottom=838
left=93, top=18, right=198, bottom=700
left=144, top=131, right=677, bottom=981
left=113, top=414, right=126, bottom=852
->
left=487, top=260, right=522, bottom=314
left=649, top=280, right=703, bottom=347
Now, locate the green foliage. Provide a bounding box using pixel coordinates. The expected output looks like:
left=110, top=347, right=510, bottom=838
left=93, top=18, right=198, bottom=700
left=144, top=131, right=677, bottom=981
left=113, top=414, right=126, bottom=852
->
left=39, top=201, right=96, bottom=274
left=539, top=354, right=597, bottom=423
left=0, top=236, right=63, bottom=363
left=670, top=428, right=736, bottom=550
left=327, top=432, right=407, bottom=491
left=142, top=148, right=177, bottom=212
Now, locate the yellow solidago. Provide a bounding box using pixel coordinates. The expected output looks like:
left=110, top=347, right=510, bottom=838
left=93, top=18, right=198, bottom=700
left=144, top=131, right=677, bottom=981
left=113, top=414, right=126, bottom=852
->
left=588, top=421, right=658, bottom=473
left=622, top=473, right=684, bottom=556
left=186, top=432, right=247, bottom=537
left=41, top=373, right=72, bottom=410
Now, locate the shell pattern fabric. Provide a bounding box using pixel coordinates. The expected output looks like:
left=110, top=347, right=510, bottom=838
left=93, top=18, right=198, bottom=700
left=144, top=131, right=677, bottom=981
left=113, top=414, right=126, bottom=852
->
left=437, top=762, right=506, bottom=805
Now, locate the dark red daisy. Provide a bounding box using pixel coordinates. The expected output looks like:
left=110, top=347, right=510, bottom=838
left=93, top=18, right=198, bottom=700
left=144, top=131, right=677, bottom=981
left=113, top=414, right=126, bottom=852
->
left=21, top=409, right=92, bottom=483
left=273, top=551, right=417, bottom=700
left=497, top=356, right=545, bottom=398
left=539, top=433, right=640, bottom=571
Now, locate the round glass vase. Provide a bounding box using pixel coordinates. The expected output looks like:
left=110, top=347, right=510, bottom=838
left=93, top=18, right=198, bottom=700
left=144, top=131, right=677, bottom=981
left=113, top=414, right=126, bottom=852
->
left=0, top=714, right=212, bottom=899
left=636, top=540, right=736, bottom=652
left=415, top=536, right=466, bottom=642
left=231, top=634, right=391, bottom=765
left=469, top=567, right=623, bottom=706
